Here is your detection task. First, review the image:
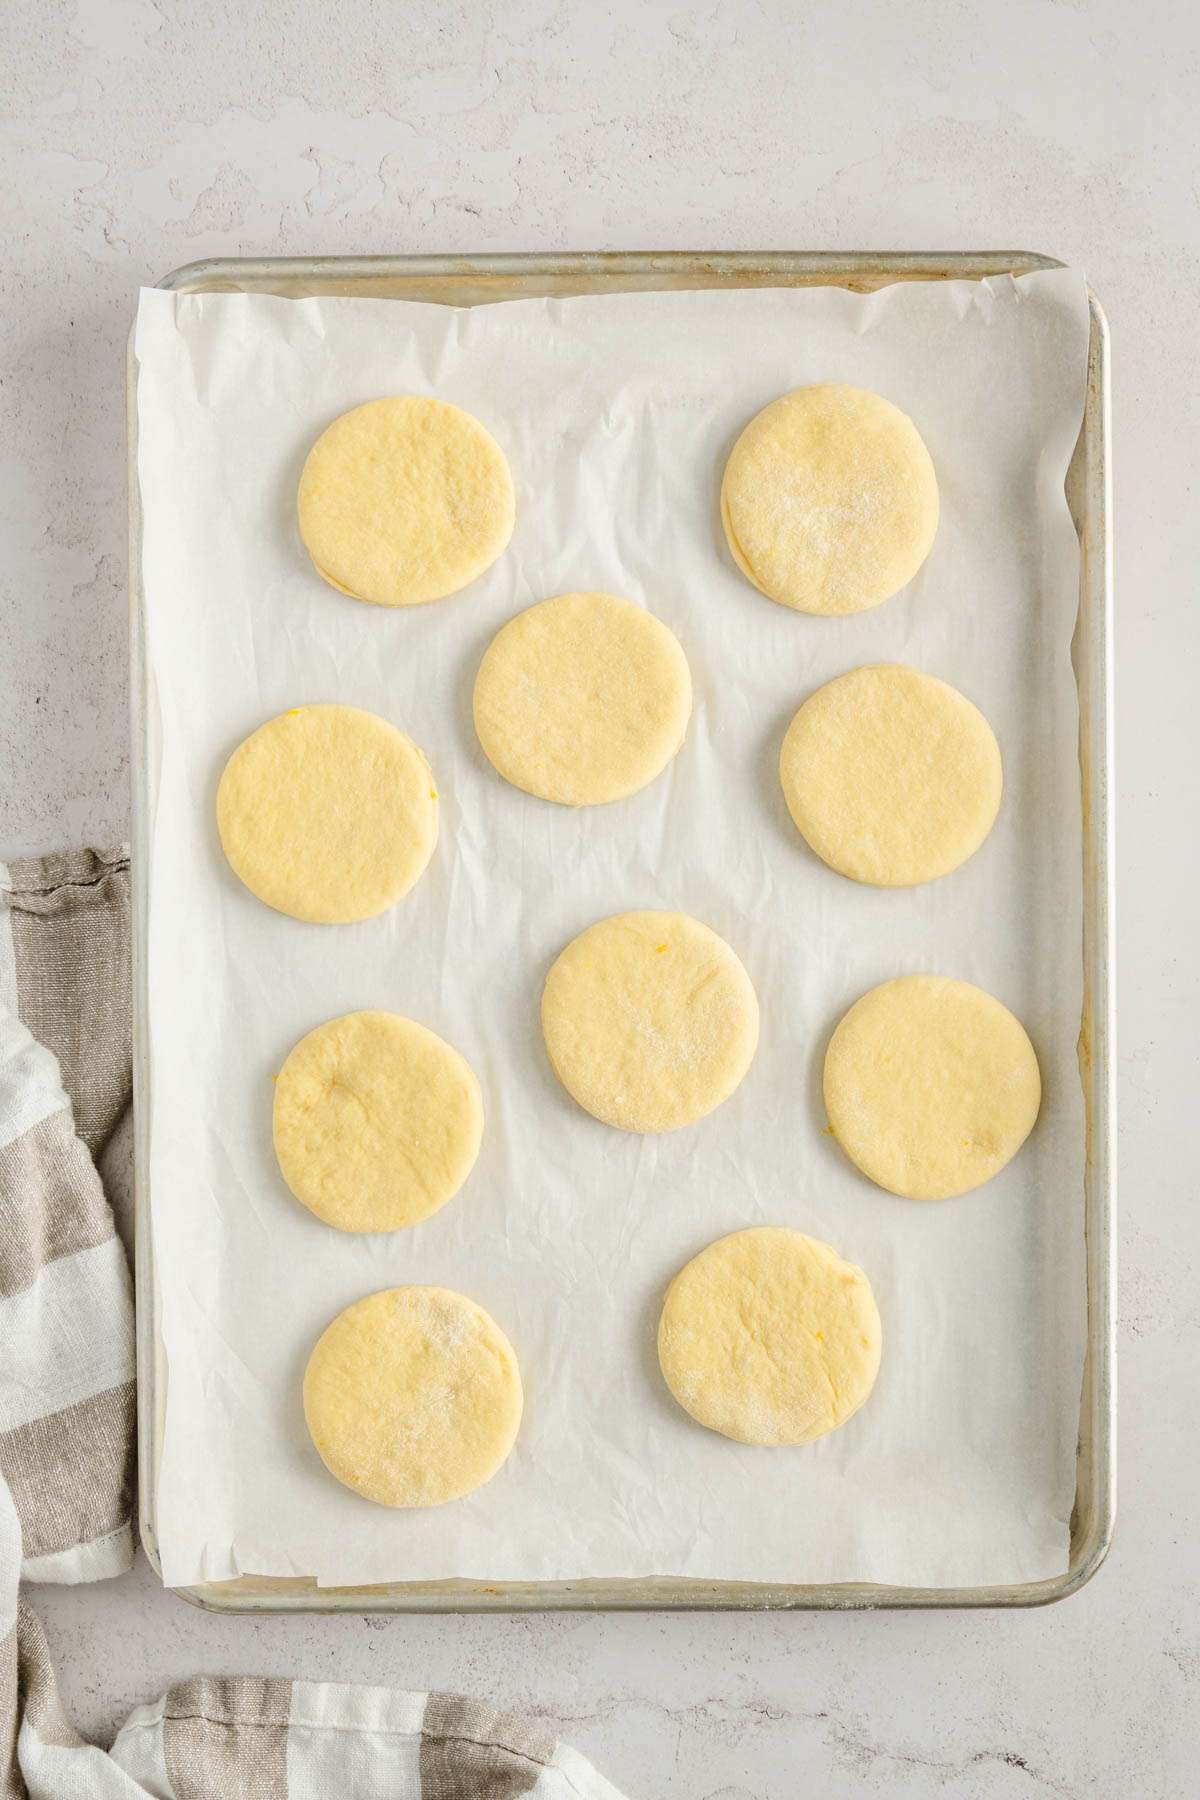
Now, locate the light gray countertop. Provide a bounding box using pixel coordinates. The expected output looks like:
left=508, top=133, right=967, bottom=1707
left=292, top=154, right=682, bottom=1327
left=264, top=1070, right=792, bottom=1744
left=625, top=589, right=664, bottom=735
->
left=2, top=3, right=1196, bottom=1794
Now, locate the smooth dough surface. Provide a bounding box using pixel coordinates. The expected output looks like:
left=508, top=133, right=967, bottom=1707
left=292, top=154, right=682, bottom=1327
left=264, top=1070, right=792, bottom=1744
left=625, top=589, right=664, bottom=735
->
left=780, top=664, right=1002, bottom=886
left=273, top=1012, right=483, bottom=1233
left=721, top=383, right=939, bottom=615
left=303, top=1286, right=522, bottom=1508
left=298, top=396, right=515, bottom=607
left=658, top=1227, right=882, bottom=1446
left=216, top=705, right=437, bottom=924
left=473, top=591, right=692, bottom=805
left=541, top=910, right=759, bottom=1133
left=824, top=976, right=1041, bottom=1200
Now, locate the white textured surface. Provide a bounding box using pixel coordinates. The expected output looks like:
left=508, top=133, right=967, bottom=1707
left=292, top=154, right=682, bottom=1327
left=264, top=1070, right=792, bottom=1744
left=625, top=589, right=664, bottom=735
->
left=0, top=2, right=1195, bottom=1794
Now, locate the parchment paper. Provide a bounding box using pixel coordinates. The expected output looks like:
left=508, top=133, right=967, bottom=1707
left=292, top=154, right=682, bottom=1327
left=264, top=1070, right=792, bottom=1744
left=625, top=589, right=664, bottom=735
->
left=134, top=271, right=1090, bottom=1589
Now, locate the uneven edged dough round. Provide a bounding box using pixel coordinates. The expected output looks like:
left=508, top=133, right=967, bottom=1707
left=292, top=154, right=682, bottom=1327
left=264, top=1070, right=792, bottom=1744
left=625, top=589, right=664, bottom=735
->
left=273, top=1012, right=483, bottom=1233
left=780, top=664, right=1002, bottom=886
left=824, top=976, right=1041, bottom=1200
left=473, top=591, right=692, bottom=805
left=658, top=1227, right=882, bottom=1446
left=541, top=910, right=759, bottom=1134
left=721, top=383, right=939, bottom=615
left=303, top=1286, right=522, bottom=1508
left=298, top=396, right=515, bottom=607
left=216, top=704, right=437, bottom=924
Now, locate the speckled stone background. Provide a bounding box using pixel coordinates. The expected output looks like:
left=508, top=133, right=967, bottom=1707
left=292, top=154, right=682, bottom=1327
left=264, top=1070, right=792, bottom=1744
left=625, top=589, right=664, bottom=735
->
left=1, top=3, right=1196, bottom=1795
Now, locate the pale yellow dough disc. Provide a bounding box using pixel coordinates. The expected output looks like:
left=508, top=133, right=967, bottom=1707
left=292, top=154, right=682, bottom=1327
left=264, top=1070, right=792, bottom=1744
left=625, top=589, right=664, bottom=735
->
left=216, top=704, right=437, bottom=924
left=658, top=1227, right=882, bottom=1446
left=721, top=383, right=939, bottom=615
left=298, top=396, right=515, bottom=607
left=541, top=910, right=759, bottom=1133
left=780, top=664, right=1002, bottom=886
left=473, top=591, right=692, bottom=805
left=303, top=1286, right=522, bottom=1508
left=273, top=1012, right=483, bottom=1234
left=824, top=976, right=1042, bottom=1201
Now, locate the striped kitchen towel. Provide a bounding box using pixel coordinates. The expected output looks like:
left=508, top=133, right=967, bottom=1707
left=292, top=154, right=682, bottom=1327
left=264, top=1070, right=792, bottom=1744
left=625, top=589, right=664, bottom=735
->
left=0, top=846, right=135, bottom=1586
left=2, top=1584, right=627, bottom=1800
left=3, top=1587, right=627, bottom=1800
left=0, top=846, right=627, bottom=1798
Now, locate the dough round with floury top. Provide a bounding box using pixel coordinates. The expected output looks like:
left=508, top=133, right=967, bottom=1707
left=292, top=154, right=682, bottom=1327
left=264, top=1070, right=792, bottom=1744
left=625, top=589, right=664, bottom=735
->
left=779, top=664, right=1002, bottom=885
left=298, top=396, right=515, bottom=607
left=541, top=910, right=759, bottom=1133
left=473, top=591, right=692, bottom=805
left=215, top=704, right=437, bottom=924
left=303, top=1286, right=523, bottom=1507
left=273, top=1012, right=483, bottom=1234
left=721, top=383, right=938, bottom=614
left=658, top=1227, right=882, bottom=1445
left=824, top=975, right=1042, bottom=1200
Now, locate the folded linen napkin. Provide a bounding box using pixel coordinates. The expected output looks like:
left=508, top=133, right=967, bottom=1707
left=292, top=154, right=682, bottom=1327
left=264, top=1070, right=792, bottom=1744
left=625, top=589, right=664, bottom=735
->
left=0, top=846, right=625, bottom=1799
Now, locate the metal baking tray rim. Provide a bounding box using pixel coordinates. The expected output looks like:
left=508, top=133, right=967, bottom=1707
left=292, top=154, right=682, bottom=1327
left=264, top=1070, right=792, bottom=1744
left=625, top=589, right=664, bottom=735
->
left=129, top=251, right=1114, bottom=1613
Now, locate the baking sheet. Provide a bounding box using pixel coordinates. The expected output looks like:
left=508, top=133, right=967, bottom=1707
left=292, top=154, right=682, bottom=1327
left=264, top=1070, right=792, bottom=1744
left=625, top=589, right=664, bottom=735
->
left=134, top=271, right=1090, bottom=1589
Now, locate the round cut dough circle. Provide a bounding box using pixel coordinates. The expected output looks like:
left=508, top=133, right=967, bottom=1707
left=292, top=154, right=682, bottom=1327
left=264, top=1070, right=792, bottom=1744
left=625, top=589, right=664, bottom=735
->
left=216, top=704, right=437, bottom=925
left=303, top=1285, right=523, bottom=1508
left=473, top=591, right=692, bottom=805
left=824, top=975, right=1042, bottom=1201
left=658, top=1227, right=882, bottom=1446
left=541, top=910, right=759, bottom=1134
left=273, top=1011, right=483, bottom=1234
left=780, top=663, right=1002, bottom=886
left=298, top=396, right=515, bottom=607
left=721, top=383, right=939, bottom=615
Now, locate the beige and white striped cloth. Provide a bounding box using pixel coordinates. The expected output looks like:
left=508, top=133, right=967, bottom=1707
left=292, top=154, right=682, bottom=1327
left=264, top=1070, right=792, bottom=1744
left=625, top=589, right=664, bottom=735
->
left=0, top=847, right=626, bottom=1799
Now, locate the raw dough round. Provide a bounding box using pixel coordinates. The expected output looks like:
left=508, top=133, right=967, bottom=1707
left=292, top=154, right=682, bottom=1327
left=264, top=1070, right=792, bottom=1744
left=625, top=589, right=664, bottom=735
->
left=824, top=976, right=1041, bottom=1200
left=779, top=664, right=1002, bottom=886
left=473, top=591, right=692, bottom=805
left=721, top=383, right=939, bottom=615
left=216, top=704, right=437, bottom=924
left=298, top=396, right=515, bottom=607
left=303, top=1285, right=523, bottom=1508
left=541, top=910, right=759, bottom=1133
left=273, top=1011, right=483, bottom=1233
left=658, top=1227, right=882, bottom=1446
